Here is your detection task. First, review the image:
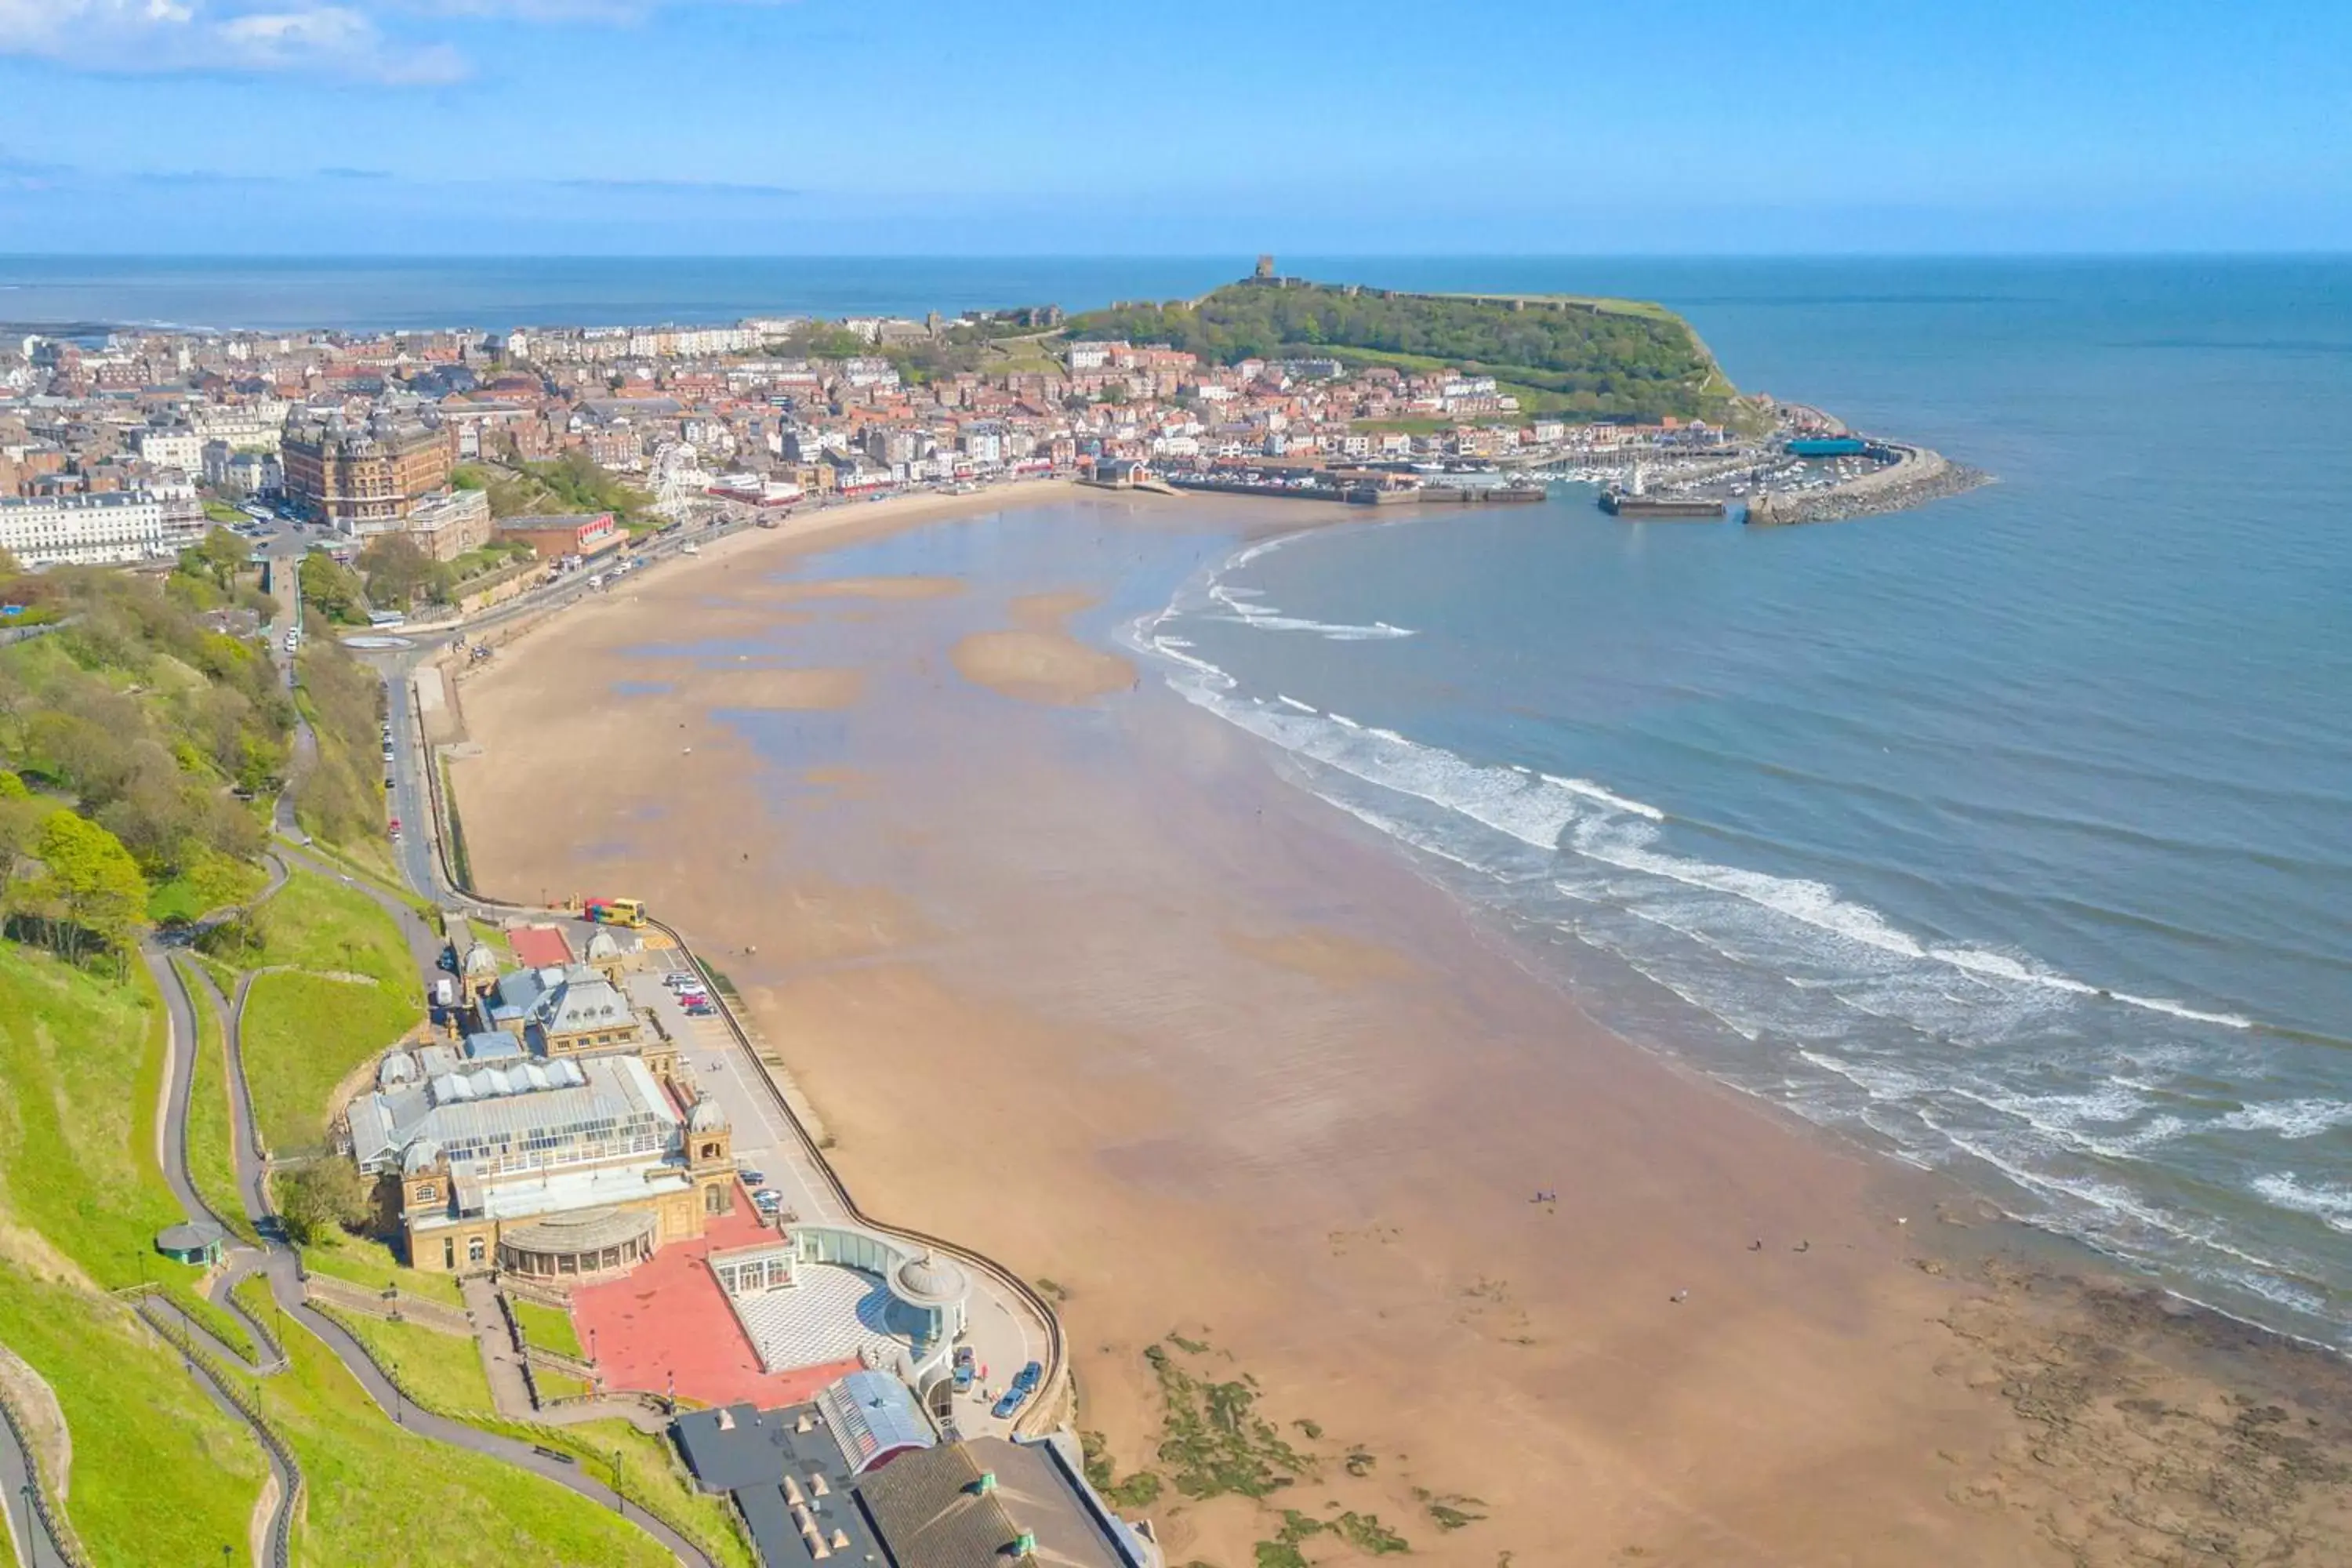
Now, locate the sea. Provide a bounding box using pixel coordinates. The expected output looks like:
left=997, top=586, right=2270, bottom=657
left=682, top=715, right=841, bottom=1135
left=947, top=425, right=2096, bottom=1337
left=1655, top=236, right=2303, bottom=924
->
left=15, top=254, right=2348, bottom=1349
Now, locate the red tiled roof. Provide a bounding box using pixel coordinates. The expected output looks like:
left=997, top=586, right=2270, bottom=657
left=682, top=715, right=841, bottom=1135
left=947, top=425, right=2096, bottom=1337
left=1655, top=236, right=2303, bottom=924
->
left=509, top=924, right=573, bottom=968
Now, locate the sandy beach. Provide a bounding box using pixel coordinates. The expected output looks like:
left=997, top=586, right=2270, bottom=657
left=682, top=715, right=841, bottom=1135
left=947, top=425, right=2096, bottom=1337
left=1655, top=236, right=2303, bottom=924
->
left=446, top=488, right=2352, bottom=1566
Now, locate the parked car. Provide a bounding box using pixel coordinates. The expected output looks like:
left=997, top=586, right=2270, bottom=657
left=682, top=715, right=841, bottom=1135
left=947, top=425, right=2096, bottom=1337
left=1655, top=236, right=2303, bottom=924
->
left=662, top=971, right=700, bottom=989
left=736, top=1169, right=766, bottom=1188
left=388, top=818, right=401, bottom=839
left=684, top=1002, right=717, bottom=1018
left=953, top=1346, right=976, bottom=1391
left=1011, top=1360, right=1043, bottom=1394
left=752, top=1188, right=783, bottom=1211
left=992, top=1386, right=1030, bottom=1421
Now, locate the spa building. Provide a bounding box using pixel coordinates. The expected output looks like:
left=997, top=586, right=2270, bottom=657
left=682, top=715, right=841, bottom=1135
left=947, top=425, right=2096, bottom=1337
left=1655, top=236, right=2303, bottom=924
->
left=347, top=1040, right=739, bottom=1278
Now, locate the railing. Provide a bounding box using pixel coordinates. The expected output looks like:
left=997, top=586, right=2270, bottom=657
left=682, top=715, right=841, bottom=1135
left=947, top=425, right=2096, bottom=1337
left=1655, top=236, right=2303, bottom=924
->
left=0, top=1374, right=93, bottom=1568
left=135, top=1297, right=305, bottom=1568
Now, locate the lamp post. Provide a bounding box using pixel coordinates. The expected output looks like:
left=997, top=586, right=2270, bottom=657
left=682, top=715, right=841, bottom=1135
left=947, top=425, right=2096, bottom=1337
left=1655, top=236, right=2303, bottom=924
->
left=390, top=1361, right=404, bottom=1426
left=20, top=1480, right=35, bottom=1567
left=612, top=1449, right=624, bottom=1517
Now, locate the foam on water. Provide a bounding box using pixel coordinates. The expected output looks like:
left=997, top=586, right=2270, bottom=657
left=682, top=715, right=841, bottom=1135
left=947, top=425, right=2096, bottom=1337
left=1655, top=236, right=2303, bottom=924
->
left=1134, top=531, right=2347, bottom=1348
left=1207, top=579, right=1417, bottom=641
left=2219, top=1100, right=2352, bottom=1140
left=2252, top=1174, right=2352, bottom=1234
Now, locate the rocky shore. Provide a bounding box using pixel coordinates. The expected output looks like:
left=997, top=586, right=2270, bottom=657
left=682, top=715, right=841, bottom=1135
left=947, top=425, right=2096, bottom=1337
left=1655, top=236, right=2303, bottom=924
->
left=1748, top=441, right=1994, bottom=524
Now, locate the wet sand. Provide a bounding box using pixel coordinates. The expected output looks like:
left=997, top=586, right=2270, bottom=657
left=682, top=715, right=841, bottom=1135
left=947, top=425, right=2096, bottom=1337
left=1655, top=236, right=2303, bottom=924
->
left=448, top=493, right=2352, bottom=1566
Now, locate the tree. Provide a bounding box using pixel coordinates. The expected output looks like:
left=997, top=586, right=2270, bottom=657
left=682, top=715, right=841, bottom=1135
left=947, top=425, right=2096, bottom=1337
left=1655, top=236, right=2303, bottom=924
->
left=277, top=1159, right=375, bottom=1243
left=23, top=808, right=148, bottom=965
left=358, top=533, right=447, bottom=610
left=176, top=527, right=249, bottom=592
left=299, top=550, right=365, bottom=624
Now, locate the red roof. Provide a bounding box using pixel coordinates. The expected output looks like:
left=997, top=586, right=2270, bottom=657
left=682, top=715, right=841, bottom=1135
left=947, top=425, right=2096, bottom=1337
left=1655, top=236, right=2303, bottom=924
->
left=509, top=924, right=573, bottom=969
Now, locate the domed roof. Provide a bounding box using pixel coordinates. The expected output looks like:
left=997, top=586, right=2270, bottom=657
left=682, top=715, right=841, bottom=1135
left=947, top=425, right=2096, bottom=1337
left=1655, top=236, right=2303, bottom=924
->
left=688, top=1094, right=729, bottom=1134
left=585, top=927, right=623, bottom=960
left=889, top=1250, right=967, bottom=1308
left=401, top=1138, right=444, bottom=1176
left=377, top=1050, right=418, bottom=1088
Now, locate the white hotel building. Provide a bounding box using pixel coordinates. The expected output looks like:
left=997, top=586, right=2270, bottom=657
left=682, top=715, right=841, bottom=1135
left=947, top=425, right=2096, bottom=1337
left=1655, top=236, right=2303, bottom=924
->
left=0, top=493, right=168, bottom=567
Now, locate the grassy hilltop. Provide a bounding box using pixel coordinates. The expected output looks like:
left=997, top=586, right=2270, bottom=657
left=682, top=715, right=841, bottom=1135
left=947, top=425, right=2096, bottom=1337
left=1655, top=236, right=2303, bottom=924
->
left=1065, top=277, right=1736, bottom=422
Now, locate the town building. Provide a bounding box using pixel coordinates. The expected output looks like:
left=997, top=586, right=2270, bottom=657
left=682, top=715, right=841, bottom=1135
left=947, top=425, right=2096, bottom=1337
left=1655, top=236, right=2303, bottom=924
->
left=348, top=1044, right=738, bottom=1279
left=137, top=428, right=204, bottom=473
left=674, top=1398, right=1163, bottom=1568
left=494, top=510, right=622, bottom=561
left=281, top=416, right=453, bottom=533
left=0, top=492, right=166, bottom=566
left=405, top=486, right=495, bottom=561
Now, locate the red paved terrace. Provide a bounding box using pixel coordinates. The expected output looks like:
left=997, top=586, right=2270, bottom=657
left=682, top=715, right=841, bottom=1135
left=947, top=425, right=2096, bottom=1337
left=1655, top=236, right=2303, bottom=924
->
left=508, top=924, right=574, bottom=969
left=566, top=1191, right=862, bottom=1410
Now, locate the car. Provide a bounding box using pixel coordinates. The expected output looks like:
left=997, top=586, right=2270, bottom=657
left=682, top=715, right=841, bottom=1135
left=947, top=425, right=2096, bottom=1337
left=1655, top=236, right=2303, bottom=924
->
left=388, top=818, right=401, bottom=839
left=1011, top=1359, right=1042, bottom=1394
left=751, top=1188, right=783, bottom=1210
left=684, top=1003, right=717, bottom=1018
left=674, top=989, right=710, bottom=1005
left=992, top=1386, right=1030, bottom=1421
left=384, top=774, right=395, bottom=790
left=736, top=1169, right=766, bottom=1187
left=662, top=971, right=701, bottom=989
left=953, top=1346, right=976, bottom=1391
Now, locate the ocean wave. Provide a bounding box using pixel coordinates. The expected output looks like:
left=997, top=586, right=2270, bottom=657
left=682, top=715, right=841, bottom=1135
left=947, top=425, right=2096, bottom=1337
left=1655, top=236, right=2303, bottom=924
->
left=1130, top=542, right=2337, bottom=1346
left=2217, top=1099, right=2352, bottom=1140
left=1538, top=773, right=1667, bottom=822
left=2251, top=1174, right=2352, bottom=1233
left=1207, top=580, right=1416, bottom=641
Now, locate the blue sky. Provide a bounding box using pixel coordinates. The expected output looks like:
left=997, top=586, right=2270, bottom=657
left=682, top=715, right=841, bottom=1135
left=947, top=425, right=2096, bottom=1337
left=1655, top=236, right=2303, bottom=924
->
left=1, top=0, right=2346, bottom=253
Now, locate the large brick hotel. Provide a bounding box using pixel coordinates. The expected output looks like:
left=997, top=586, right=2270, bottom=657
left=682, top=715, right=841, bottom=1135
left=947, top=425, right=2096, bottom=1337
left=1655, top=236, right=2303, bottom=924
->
left=281, top=413, right=453, bottom=533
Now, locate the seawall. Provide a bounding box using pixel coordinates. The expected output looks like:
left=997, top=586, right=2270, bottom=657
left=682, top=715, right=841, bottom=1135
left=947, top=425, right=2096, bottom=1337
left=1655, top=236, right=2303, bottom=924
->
left=1747, top=441, right=1993, bottom=525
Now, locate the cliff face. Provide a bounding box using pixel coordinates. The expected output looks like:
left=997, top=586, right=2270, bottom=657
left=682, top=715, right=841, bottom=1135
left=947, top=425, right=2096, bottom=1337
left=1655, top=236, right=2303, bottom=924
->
left=1748, top=443, right=1992, bottom=525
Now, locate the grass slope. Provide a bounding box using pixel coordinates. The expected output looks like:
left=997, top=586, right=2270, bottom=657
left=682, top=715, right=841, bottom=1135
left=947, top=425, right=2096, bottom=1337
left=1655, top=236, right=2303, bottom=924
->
left=0, top=943, right=269, bottom=1563
left=298, top=1232, right=465, bottom=1307
left=509, top=1298, right=583, bottom=1360
left=242, top=971, right=421, bottom=1155
left=177, top=957, right=252, bottom=1242
left=230, top=866, right=426, bottom=1156
left=231, top=1319, right=673, bottom=1568
left=330, top=1304, right=753, bottom=1568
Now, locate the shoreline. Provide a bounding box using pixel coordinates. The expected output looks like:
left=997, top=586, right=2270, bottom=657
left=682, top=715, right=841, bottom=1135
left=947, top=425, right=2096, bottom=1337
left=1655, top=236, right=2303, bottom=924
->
left=443, top=477, right=2326, bottom=1367
left=438, top=488, right=2352, bottom=1564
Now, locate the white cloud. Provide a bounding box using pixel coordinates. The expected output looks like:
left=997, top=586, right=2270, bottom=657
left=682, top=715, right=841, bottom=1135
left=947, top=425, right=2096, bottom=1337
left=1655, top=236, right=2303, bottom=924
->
left=0, top=0, right=468, bottom=82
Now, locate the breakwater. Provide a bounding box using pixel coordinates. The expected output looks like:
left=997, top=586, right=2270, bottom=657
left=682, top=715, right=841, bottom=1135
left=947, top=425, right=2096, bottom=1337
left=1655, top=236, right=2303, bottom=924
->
left=1747, top=441, right=1992, bottom=524
left=1165, top=474, right=1545, bottom=507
